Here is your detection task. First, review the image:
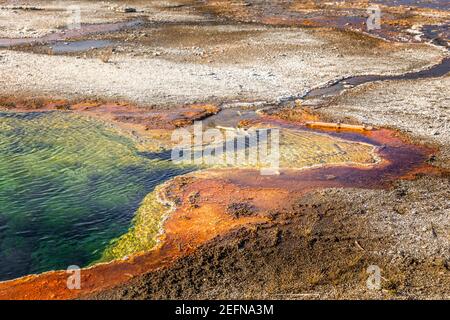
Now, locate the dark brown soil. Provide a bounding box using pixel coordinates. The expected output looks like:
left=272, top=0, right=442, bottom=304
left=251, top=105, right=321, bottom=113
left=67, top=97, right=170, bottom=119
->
left=88, top=175, right=450, bottom=300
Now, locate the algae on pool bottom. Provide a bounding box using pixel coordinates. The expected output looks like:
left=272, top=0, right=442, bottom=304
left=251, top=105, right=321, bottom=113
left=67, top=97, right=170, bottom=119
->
left=100, top=186, right=170, bottom=262
left=174, top=126, right=378, bottom=170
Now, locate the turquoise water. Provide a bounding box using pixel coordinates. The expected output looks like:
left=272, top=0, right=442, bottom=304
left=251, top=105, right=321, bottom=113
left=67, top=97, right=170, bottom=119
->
left=0, top=111, right=187, bottom=281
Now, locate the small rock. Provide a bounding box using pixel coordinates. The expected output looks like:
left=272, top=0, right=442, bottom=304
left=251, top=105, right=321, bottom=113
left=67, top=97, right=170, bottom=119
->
left=124, top=7, right=137, bottom=13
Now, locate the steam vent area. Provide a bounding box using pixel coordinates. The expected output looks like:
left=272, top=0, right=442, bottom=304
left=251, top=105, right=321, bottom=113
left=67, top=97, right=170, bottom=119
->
left=0, top=0, right=448, bottom=300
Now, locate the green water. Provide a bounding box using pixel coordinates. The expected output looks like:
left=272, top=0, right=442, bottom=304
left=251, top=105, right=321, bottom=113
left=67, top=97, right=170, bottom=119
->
left=0, top=111, right=187, bottom=281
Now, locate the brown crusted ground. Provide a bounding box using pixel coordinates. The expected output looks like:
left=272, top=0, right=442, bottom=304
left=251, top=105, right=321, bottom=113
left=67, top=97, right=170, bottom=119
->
left=89, top=173, right=450, bottom=300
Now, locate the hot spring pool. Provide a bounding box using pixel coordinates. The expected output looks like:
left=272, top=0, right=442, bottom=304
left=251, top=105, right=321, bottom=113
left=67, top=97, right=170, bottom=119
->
left=0, top=111, right=188, bottom=281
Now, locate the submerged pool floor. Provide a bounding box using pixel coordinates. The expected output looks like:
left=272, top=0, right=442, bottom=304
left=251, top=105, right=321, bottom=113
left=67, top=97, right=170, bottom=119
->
left=0, top=111, right=187, bottom=281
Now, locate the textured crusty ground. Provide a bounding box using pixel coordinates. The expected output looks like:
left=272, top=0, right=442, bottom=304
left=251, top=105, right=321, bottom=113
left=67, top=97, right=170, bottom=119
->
left=0, top=0, right=208, bottom=38
left=0, top=28, right=445, bottom=106
left=90, top=175, right=449, bottom=300
left=0, top=0, right=446, bottom=106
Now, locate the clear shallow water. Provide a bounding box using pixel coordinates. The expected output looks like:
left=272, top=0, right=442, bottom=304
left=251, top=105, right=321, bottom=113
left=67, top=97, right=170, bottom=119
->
left=0, top=112, right=188, bottom=281
left=48, top=40, right=115, bottom=54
